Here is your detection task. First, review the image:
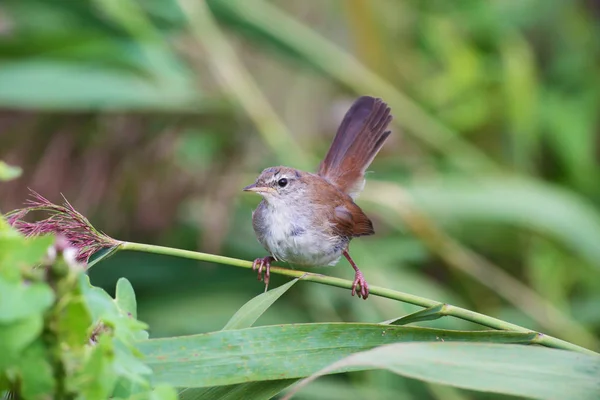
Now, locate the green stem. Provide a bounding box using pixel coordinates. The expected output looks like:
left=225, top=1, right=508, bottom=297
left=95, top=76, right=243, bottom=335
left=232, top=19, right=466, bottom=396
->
left=119, top=241, right=597, bottom=356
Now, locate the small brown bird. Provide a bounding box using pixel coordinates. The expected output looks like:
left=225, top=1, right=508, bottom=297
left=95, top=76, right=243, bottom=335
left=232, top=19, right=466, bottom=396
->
left=243, top=96, right=392, bottom=299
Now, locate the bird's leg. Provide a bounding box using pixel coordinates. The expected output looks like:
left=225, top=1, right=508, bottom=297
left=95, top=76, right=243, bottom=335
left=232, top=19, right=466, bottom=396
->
left=343, top=249, right=369, bottom=299
left=252, top=256, right=274, bottom=286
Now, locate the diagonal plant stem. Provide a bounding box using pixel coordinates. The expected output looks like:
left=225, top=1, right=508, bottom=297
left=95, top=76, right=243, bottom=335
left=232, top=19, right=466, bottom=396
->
left=118, top=241, right=596, bottom=355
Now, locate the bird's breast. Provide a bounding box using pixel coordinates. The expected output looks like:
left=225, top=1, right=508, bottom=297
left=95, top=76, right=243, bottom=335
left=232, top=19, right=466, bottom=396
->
left=252, top=201, right=347, bottom=267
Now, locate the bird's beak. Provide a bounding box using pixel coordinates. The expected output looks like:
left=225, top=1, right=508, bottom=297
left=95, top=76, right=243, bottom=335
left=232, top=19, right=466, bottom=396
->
left=243, top=183, right=275, bottom=194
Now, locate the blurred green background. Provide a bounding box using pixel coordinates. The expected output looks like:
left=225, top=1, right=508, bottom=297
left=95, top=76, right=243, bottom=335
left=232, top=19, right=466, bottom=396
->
left=1, top=0, right=600, bottom=398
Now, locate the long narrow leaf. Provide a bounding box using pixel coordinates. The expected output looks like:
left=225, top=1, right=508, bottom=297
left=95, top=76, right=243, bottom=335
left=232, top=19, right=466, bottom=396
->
left=138, top=324, right=537, bottom=388
left=283, top=343, right=600, bottom=400
left=179, top=279, right=301, bottom=399
left=384, top=304, right=447, bottom=326
left=222, top=278, right=299, bottom=330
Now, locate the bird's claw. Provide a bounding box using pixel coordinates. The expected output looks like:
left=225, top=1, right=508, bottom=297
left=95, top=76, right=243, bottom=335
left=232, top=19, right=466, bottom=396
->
left=351, top=272, right=369, bottom=300
left=252, top=256, right=273, bottom=286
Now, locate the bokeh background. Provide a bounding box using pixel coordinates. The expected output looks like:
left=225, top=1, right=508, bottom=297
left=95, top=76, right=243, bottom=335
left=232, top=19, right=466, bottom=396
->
left=1, top=0, right=600, bottom=398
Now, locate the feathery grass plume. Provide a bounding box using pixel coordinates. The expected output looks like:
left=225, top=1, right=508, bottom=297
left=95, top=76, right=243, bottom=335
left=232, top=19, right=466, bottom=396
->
left=5, top=190, right=121, bottom=264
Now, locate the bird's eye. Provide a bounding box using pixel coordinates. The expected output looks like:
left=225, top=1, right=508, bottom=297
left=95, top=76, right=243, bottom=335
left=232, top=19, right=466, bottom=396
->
left=277, top=178, right=288, bottom=187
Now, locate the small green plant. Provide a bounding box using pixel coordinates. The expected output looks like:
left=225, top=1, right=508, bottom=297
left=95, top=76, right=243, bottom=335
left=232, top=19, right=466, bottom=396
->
left=0, top=212, right=175, bottom=399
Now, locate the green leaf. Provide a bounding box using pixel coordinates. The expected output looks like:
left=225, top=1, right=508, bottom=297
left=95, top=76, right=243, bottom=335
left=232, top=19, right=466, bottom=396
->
left=179, top=380, right=298, bottom=400
left=176, top=280, right=301, bottom=400
left=222, top=278, right=299, bottom=330
left=79, top=275, right=148, bottom=342
left=115, top=277, right=138, bottom=319
left=402, top=178, right=600, bottom=269
left=138, top=324, right=536, bottom=388
left=0, top=235, right=54, bottom=280
left=57, top=296, right=92, bottom=347
left=16, top=339, right=55, bottom=399
left=70, top=335, right=118, bottom=399
left=0, top=315, right=44, bottom=369
left=87, top=245, right=121, bottom=269
left=384, top=304, right=448, bottom=326
left=0, top=59, right=200, bottom=111
left=284, top=343, right=600, bottom=400
left=0, top=277, right=54, bottom=323
left=0, top=161, right=22, bottom=181
left=150, top=384, right=178, bottom=400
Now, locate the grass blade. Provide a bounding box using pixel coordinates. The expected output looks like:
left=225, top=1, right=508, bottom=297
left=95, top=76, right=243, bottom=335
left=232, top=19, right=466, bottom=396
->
left=384, top=304, right=448, bottom=326
left=283, top=343, right=600, bottom=400
left=222, top=278, right=299, bottom=330
left=138, top=324, right=537, bottom=388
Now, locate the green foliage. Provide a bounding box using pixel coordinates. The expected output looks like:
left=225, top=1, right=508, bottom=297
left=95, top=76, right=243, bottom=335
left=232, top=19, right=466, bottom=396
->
left=2, top=0, right=600, bottom=399
left=0, top=162, right=22, bottom=182
left=139, top=323, right=537, bottom=389
left=385, top=304, right=448, bottom=326
left=0, top=1, right=201, bottom=111
left=221, top=277, right=299, bottom=330
left=286, top=343, right=600, bottom=400
left=0, top=223, right=176, bottom=400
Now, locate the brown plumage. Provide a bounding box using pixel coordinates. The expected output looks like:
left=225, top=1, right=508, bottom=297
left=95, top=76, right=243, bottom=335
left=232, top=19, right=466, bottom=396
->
left=318, top=96, right=392, bottom=199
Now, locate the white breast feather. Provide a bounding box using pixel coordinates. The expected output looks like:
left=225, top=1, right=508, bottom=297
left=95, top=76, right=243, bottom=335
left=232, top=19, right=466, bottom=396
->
left=260, top=201, right=342, bottom=266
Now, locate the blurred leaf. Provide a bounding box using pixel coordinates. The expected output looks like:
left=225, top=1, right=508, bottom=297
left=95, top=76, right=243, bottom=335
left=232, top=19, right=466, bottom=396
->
left=188, top=277, right=300, bottom=400
left=95, top=0, right=158, bottom=40
left=0, top=315, right=43, bottom=369
left=285, top=343, right=600, bottom=400
left=179, top=380, right=298, bottom=400
left=0, top=59, right=200, bottom=111
left=384, top=304, right=447, bottom=326
left=541, top=88, right=598, bottom=191
left=2, top=0, right=130, bottom=36
left=116, top=277, right=138, bottom=319
left=222, top=278, right=299, bottom=330
left=149, top=384, right=179, bottom=400
left=289, top=378, right=413, bottom=400
left=79, top=275, right=148, bottom=342
left=526, top=238, right=573, bottom=309
left=16, top=339, right=55, bottom=399
left=71, top=335, right=118, bottom=400
left=0, top=33, right=147, bottom=73
left=138, top=324, right=536, bottom=387
left=0, top=235, right=54, bottom=280
left=402, top=178, right=600, bottom=269
left=0, top=277, right=54, bottom=323
left=57, top=297, right=92, bottom=348
left=0, top=161, right=22, bottom=181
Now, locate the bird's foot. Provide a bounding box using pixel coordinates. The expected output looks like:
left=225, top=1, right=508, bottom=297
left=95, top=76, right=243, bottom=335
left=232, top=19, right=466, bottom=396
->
left=252, top=256, right=274, bottom=286
left=351, top=270, right=369, bottom=299
left=343, top=249, right=369, bottom=300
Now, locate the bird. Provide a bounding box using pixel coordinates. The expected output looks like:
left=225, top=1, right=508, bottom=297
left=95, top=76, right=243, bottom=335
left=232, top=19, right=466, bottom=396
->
left=243, top=96, right=392, bottom=299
